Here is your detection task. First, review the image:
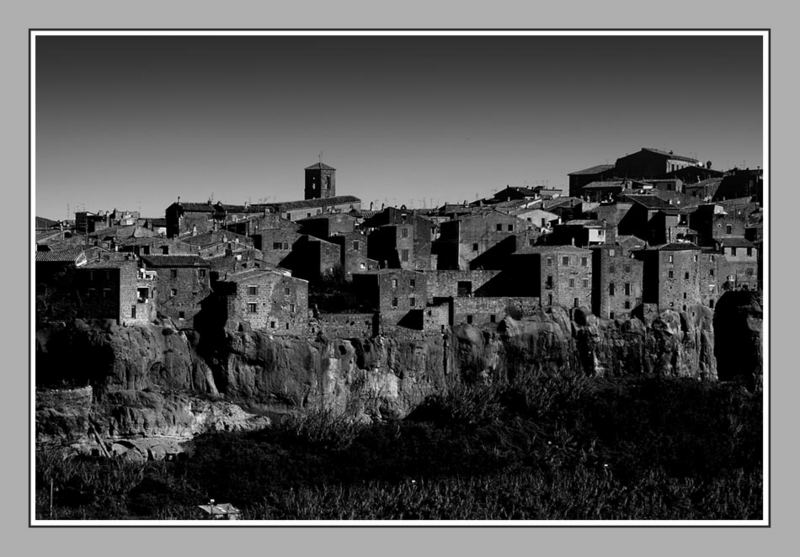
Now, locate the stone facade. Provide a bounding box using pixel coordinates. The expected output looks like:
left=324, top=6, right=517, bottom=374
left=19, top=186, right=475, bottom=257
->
left=352, top=269, right=428, bottom=326
left=591, top=245, right=644, bottom=319
left=510, top=245, right=593, bottom=308
left=140, top=255, right=211, bottom=328
left=75, top=258, right=155, bottom=325
left=437, top=210, right=528, bottom=270
left=304, top=162, right=337, bottom=200
left=451, top=296, right=540, bottom=327
left=424, top=269, right=503, bottom=302
left=641, top=244, right=705, bottom=312
left=216, top=268, right=309, bottom=334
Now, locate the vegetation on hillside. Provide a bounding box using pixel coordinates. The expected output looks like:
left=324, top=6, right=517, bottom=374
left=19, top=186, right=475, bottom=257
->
left=35, top=376, right=762, bottom=520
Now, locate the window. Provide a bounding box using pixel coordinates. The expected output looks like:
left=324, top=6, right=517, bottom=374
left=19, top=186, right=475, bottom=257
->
left=170, top=269, right=178, bottom=279
left=609, top=265, right=615, bottom=274
left=286, top=213, right=292, bottom=220
left=582, top=279, right=589, bottom=288
left=161, top=246, right=169, bottom=255
left=684, top=272, right=690, bottom=280
left=507, top=224, right=514, bottom=232
left=624, top=265, right=631, bottom=273
left=102, top=288, right=111, bottom=299
left=609, top=249, right=615, bottom=257
left=624, top=283, right=631, bottom=296
left=490, top=314, right=496, bottom=323
left=624, top=300, right=631, bottom=309
left=273, top=242, right=283, bottom=249
left=391, top=297, right=398, bottom=308
left=609, top=283, right=615, bottom=296
left=573, top=298, right=579, bottom=307
left=401, top=227, right=409, bottom=238
left=410, top=297, right=416, bottom=307
left=546, top=257, right=553, bottom=266
left=548, top=293, right=553, bottom=305
left=683, top=292, right=687, bottom=299
left=668, top=271, right=674, bottom=279
left=131, top=306, right=136, bottom=318
left=248, top=303, right=257, bottom=313
left=247, top=285, right=258, bottom=296
left=401, top=249, right=409, bottom=262
left=562, top=256, right=570, bottom=265
left=709, top=299, right=715, bottom=308
left=178, top=311, right=185, bottom=320
left=581, top=257, right=588, bottom=267
left=726, top=224, right=733, bottom=234
left=472, top=243, right=479, bottom=252
left=199, top=269, right=206, bottom=278
left=466, top=315, right=473, bottom=324
left=693, top=255, right=698, bottom=262
left=746, top=267, right=754, bottom=276
left=283, top=242, right=289, bottom=250
left=392, top=279, right=398, bottom=288
left=410, top=279, right=416, bottom=288
left=137, top=287, right=149, bottom=302
left=747, top=247, right=753, bottom=257
left=710, top=269, right=715, bottom=277
left=609, top=311, right=615, bottom=319
left=731, top=247, right=737, bottom=256
left=284, top=287, right=291, bottom=296
left=270, top=321, right=276, bottom=328
left=569, top=278, right=575, bottom=288
left=290, top=303, right=296, bottom=313
left=546, top=275, right=554, bottom=289
left=307, top=212, right=312, bottom=218
left=170, top=288, right=177, bottom=297
left=353, top=241, right=360, bottom=251
left=496, top=224, right=502, bottom=231
left=668, top=255, right=673, bottom=263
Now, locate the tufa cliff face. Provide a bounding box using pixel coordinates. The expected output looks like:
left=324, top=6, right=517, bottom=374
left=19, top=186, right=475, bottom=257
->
left=36, top=300, right=741, bottom=449
left=713, top=290, right=763, bottom=390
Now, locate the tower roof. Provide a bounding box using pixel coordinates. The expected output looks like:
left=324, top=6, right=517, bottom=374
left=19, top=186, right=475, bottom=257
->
left=305, top=162, right=336, bottom=171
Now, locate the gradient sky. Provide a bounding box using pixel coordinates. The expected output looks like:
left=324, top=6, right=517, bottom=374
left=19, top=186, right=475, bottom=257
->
left=35, top=34, right=764, bottom=220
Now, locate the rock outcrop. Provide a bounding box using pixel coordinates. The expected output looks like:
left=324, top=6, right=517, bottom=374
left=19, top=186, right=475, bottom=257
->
left=36, top=297, right=759, bottom=452
left=713, top=290, right=763, bottom=390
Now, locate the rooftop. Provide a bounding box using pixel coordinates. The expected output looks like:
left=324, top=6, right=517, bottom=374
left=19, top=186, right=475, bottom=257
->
left=619, top=194, right=675, bottom=210
left=305, top=162, right=336, bottom=171
left=581, top=181, right=627, bottom=190
left=641, top=148, right=699, bottom=163
left=140, top=255, right=209, bottom=268
left=649, top=242, right=701, bottom=251
left=35, top=247, right=85, bottom=262
left=568, top=164, right=615, bottom=176
left=267, top=195, right=361, bottom=212
left=718, top=237, right=756, bottom=248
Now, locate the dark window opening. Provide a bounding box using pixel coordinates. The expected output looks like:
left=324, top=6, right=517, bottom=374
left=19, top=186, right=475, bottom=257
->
left=273, top=242, right=283, bottom=249
left=684, top=272, right=690, bottom=280
left=573, top=297, right=579, bottom=307
left=391, top=297, right=398, bottom=308
left=545, top=275, right=554, bottom=289
left=248, top=286, right=258, bottom=296
left=131, top=306, right=136, bottom=318
left=726, top=224, right=733, bottom=234
left=401, top=227, right=409, bottom=238
left=401, top=249, right=409, bottom=262
left=270, top=321, right=276, bottom=328
left=624, top=300, right=631, bottom=309
left=199, top=269, right=206, bottom=278
left=457, top=281, right=472, bottom=296
left=353, top=241, right=360, bottom=251
left=569, top=278, right=575, bottom=288
left=410, top=297, right=416, bottom=307
left=466, top=315, right=473, bottom=324
left=170, top=269, right=178, bottom=279
left=490, top=314, right=496, bottom=323
left=496, top=224, right=502, bottom=231
left=178, top=311, right=185, bottom=320
left=161, top=246, right=169, bottom=255
left=668, top=271, right=674, bottom=279
left=624, top=283, right=631, bottom=296
left=581, top=257, right=588, bottom=266
left=609, top=283, right=615, bottom=296
left=507, top=224, right=513, bottom=232
left=170, top=288, right=177, bottom=297
left=248, top=303, right=257, bottom=313
left=472, top=243, right=479, bottom=252
left=562, top=256, right=570, bottom=265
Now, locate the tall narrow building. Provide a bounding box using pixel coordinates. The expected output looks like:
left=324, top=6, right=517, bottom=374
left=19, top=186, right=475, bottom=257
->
left=304, top=162, right=336, bottom=200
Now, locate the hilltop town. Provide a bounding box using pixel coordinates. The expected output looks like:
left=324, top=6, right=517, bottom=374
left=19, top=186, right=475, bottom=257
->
left=35, top=147, right=763, bottom=340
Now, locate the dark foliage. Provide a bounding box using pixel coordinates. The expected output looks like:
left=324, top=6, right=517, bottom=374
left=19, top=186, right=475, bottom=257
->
left=36, top=376, right=762, bottom=520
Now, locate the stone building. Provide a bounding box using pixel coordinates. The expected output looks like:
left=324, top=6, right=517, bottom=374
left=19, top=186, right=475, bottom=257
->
left=508, top=245, right=592, bottom=308
left=181, top=230, right=254, bottom=259
left=140, top=255, right=211, bottom=328
left=640, top=243, right=705, bottom=312
left=298, top=212, right=358, bottom=239
left=451, top=297, right=539, bottom=327
left=304, top=162, right=337, bottom=200
left=591, top=244, right=644, bottom=319
left=436, top=209, right=528, bottom=270
left=614, top=148, right=699, bottom=179
left=690, top=199, right=759, bottom=247
left=165, top=200, right=266, bottom=238
left=213, top=268, right=309, bottom=334
left=352, top=269, right=428, bottom=326
left=327, top=231, right=379, bottom=279
left=74, top=256, right=156, bottom=325
left=424, top=269, right=503, bottom=303
left=567, top=163, right=616, bottom=198
left=716, top=238, right=759, bottom=292
left=266, top=196, right=362, bottom=222
left=362, top=207, right=435, bottom=271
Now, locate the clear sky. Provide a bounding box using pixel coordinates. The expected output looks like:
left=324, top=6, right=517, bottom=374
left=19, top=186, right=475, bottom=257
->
left=35, top=34, right=763, bottom=220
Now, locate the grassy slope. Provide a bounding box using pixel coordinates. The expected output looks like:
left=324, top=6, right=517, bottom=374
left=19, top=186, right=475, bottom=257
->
left=35, top=376, right=763, bottom=520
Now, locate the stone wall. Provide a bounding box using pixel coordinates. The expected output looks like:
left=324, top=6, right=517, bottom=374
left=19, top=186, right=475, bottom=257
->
left=452, top=296, right=540, bottom=327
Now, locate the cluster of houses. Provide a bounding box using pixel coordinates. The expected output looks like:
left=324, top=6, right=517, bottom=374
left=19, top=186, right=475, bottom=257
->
left=35, top=149, right=763, bottom=337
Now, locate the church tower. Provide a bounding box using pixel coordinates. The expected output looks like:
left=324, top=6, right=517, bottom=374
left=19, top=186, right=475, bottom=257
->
left=304, top=161, right=336, bottom=200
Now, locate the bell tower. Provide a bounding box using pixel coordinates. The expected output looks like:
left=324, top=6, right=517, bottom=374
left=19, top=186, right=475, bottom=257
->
left=305, top=160, right=336, bottom=200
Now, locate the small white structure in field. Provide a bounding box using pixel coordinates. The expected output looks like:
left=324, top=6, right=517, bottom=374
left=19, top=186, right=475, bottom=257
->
left=198, top=499, right=241, bottom=520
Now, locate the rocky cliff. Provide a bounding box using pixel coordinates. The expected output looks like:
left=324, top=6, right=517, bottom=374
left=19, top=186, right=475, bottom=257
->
left=37, top=299, right=748, bottom=456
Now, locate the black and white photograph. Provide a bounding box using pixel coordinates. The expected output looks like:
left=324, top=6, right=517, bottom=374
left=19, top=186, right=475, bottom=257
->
left=30, top=30, right=768, bottom=525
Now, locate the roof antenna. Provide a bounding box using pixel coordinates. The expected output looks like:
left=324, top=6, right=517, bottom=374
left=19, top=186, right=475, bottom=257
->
left=319, top=151, right=323, bottom=165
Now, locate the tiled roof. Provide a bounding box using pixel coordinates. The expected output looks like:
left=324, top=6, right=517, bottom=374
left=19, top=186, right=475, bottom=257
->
left=718, top=237, right=755, bottom=248
left=140, top=255, right=209, bottom=267
left=619, top=194, right=675, bottom=210
left=305, top=162, right=336, bottom=171
left=182, top=230, right=251, bottom=246
left=35, top=248, right=85, bottom=262
left=650, top=242, right=701, bottom=251
left=641, top=148, right=699, bottom=163
left=515, top=244, right=591, bottom=254
left=267, top=195, right=361, bottom=212
left=568, top=164, right=615, bottom=176
left=36, top=216, right=60, bottom=229
left=582, top=181, right=626, bottom=190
